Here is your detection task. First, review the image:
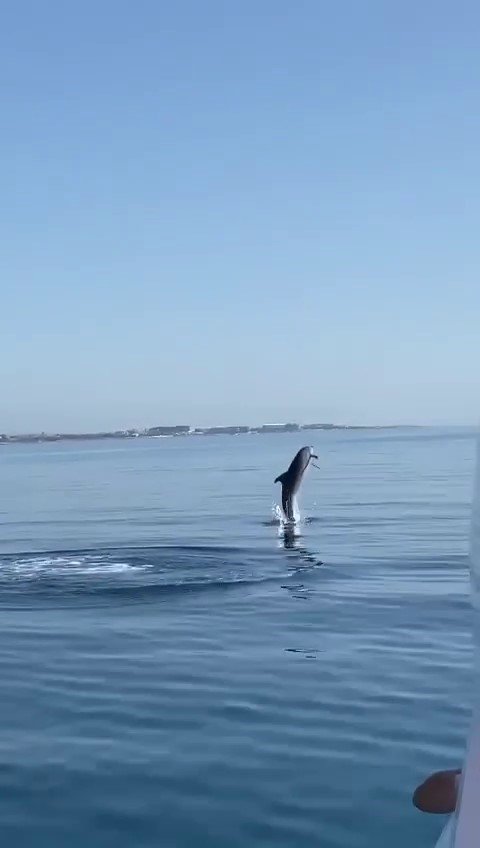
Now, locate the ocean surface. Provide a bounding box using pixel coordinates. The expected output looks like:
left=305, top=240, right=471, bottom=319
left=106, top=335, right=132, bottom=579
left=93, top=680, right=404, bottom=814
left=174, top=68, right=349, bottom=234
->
left=0, top=427, right=476, bottom=848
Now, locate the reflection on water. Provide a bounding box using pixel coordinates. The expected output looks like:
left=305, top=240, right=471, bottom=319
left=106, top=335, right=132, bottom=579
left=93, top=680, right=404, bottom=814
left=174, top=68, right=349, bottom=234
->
left=280, top=524, right=299, bottom=549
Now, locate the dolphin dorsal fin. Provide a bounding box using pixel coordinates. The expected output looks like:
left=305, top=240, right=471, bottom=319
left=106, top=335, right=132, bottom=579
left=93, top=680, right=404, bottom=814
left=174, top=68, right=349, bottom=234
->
left=274, top=471, right=287, bottom=484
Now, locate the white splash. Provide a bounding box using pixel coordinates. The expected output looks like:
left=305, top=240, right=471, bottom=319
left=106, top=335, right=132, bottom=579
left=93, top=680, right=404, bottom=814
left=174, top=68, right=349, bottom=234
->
left=271, top=500, right=301, bottom=535
left=2, top=555, right=152, bottom=580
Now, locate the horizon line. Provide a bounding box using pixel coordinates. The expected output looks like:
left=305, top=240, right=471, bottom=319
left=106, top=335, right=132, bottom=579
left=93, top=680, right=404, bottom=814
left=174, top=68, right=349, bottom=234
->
left=1, top=421, right=476, bottom=440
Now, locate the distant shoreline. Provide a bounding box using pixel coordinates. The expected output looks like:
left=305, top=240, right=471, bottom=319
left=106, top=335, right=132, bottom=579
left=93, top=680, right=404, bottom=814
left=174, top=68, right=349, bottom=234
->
left=0, top=423, right=424, bottom=445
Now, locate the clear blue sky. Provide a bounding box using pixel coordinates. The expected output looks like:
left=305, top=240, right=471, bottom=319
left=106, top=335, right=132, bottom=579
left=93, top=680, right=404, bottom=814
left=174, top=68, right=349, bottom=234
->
left=1, top=1, right=479, bottom=431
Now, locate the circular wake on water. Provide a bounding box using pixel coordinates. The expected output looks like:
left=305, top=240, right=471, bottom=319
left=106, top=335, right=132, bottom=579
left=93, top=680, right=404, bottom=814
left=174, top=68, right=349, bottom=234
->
left=0, top=505, right=324, bottom=606
left=0, top=545, right=297, bottom=607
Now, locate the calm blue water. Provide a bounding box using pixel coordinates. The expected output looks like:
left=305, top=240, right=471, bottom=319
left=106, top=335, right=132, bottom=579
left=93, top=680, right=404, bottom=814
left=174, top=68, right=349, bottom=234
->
left=0, top=428, right=476, bottom=847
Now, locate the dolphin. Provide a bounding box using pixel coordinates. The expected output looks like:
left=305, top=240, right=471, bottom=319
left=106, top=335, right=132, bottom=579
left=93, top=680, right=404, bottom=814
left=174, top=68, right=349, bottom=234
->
left=274, top=446, right=318, bottom=522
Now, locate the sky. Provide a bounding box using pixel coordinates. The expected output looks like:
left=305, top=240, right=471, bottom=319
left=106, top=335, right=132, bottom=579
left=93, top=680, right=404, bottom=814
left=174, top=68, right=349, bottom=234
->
left=1, top=0, right=479, bottom=431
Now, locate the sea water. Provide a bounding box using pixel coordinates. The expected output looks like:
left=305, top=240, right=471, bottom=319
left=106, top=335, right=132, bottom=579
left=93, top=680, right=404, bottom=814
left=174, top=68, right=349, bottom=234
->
left=0, top=428, right=475, bottom=847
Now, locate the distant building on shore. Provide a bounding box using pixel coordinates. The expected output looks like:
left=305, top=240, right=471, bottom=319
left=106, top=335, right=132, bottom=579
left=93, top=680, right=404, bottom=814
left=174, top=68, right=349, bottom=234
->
left=146, top=425, right=190, bottom=437
left=252, top=423, right=300, bottom=434
left=194, top=426, right=250, bottom=436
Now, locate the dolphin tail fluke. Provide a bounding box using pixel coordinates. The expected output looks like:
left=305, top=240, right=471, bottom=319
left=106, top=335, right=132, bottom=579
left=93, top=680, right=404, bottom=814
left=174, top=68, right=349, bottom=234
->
left=274, top=471, right=288, bottom=484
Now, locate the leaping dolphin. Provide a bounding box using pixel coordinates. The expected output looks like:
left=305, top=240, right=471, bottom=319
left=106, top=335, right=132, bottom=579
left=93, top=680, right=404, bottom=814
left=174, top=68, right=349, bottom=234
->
left=274, top=446, right=318, bottom=522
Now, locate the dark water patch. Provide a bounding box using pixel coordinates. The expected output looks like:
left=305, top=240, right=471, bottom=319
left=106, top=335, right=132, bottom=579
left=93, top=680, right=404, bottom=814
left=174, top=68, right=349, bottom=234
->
left=284, top=648, right=321, bottom=658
